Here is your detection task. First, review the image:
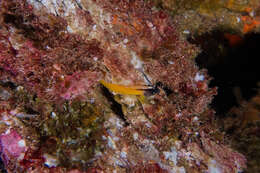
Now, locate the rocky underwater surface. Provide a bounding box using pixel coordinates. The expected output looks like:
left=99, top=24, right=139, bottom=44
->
left=1, top=0, right=260, bottom=172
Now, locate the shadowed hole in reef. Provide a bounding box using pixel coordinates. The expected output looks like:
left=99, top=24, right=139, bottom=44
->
left=100, top=84, right=129, bottom=126
left=0, top=157, right=7, bottom=173
left=189, top=31, right=260, bottom=116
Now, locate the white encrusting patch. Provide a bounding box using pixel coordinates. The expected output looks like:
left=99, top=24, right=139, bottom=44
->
left=43, top=153, right=59, bottom=168
left=193, top=116, right=199, bottom=121
left=208, top=159, right=222, bottom=173
left=29, top=0, right=76, bottom=16
left=122, top=96, right=136, bottom=107
left=145, top=122, right=152, bottom=128
left=92, top=24, right=97, bottom=31
left=16, top=86, right=24, bottom=91
left=131, top=51, right=143, bottom=70
left=176, top=113, right=182, bottom=118
left=163, top=147, right=178, bottom=165
left=133, top=132, right=139, bottom=140
left=195, top=72, right=204, bottom=81
left=67, top=25, right=74, bottom=33
left=236, top=17, right=241, bottom=23
left=120, top=151, right=127, bottom=158
left=108, top=136, right=117, bottom=150
left=178, top=167, right=186, bottom=173
left=108, top=117, right=124, bottom=129
left=18, top=153, right=25, bottom=161
left=83, top=0, right=112, bottom=30
left=168, top=60, right=174, bottom=64
left=62, top=0, right=76, bottom=17
left=249, top=11, right=255, bottom=17
left=18, top=140, right=26, bottom=147
left=4, top=128, right=11, bottom=134
left=41, top=0, right=58, bottom=15
left=183, top=30, right=190, bottom=34
left=51, top=112, right=57, bottom=119
left=123, top=38, right=128, bottom=44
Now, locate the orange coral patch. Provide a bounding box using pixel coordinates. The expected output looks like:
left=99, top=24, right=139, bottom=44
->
left=242, top=16, right=260, bottom=33
left=224, top=33, right=243, bottom=46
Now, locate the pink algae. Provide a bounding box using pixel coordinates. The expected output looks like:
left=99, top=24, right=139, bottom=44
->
left=0, top=130, right=26, bottom=162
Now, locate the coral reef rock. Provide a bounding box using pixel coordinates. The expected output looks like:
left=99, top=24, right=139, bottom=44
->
left=2, top=0, right=257, bottom=172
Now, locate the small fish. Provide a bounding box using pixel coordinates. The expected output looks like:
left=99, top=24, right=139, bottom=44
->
left=100, top=70, right=171, bottom=96
left=100, top=79, right=171, bottom=97
left=100, top=80, right=153, bottom=96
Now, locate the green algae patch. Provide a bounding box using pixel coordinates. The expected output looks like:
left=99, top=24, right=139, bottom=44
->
left=8, top=86, right=106, bottom=170
left=38, top=100, right=105, bottom=169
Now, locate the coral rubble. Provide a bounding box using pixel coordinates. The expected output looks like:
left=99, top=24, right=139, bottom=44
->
left=1, top=0, right=258, bottom=172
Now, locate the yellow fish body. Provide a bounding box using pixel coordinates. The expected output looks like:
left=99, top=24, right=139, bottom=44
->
left=100, top=80, right=146, bottom=96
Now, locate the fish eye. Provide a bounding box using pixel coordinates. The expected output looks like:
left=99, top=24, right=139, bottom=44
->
left=144, top=86, right=160, bottom=96
left=155, top=82, right=163, bottom=88
left=155, top=82, right=173, bottom=96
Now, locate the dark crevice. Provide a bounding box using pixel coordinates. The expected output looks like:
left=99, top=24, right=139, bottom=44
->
left=0, top=81, right=17, bottom=89
left=156, top=82, right=173, bottom=96
left=3, top=13, right=36, bottom=33
left=0, top=157, right=7, bottom=173
left=24, top=106, right=40, bottom=115
left=189, top=31, right=260, bottom=116
left=100, top=85, right=129, bottom=126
